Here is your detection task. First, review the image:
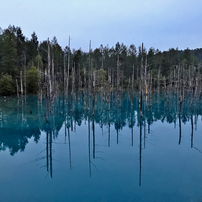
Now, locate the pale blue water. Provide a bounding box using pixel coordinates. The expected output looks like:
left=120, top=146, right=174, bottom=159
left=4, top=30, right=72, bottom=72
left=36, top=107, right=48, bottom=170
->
left=0, top=92, right=202, bottom=202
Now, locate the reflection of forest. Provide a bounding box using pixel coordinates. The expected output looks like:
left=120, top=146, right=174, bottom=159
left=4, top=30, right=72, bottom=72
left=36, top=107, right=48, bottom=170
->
left=0, top=91, right=201, bottom=156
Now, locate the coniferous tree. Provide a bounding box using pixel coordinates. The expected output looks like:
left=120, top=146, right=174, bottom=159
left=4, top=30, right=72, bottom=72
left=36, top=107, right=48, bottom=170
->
left=0, top=26, right=18, bottom=76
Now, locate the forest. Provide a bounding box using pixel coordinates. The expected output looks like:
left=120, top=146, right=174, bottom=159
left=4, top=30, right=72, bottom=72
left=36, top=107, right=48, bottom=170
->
left=0, top=25, right=202, bottom=97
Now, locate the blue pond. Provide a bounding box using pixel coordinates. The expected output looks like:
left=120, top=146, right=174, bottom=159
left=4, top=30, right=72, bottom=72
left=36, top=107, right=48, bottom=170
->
left=0, top=92, right=202, bottom=202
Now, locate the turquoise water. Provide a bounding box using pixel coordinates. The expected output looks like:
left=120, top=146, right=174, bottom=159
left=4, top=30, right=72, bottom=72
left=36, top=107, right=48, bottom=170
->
left=0, top=92, right=202, bottom=202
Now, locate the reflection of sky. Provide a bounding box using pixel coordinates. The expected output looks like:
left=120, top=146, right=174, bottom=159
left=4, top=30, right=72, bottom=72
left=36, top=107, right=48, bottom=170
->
left=1, top=0, right=202, bottom=51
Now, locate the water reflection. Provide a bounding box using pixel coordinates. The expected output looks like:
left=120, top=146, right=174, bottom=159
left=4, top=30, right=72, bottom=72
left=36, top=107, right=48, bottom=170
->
left=0, top=92, right=202, bottom=182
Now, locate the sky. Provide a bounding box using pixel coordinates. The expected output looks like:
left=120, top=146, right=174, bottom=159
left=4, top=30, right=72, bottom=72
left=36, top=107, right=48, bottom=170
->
left=1, top=0, right=202, bottom=52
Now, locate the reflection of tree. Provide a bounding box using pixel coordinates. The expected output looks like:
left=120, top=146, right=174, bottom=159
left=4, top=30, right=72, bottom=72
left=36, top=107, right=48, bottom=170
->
left=88, top=119, right=91, bottom=177
left=0, top=96, right=41, bottom=155
left=179, top=115, right=182, bottom=145
left=92, top=119, right=95, bottom=159
left=67, top=126, right=72, bottom=169
left=38, top=119, right=56, bottom=178
left=139, top=119, right=142, bottom=187
left=108, top=122, right=110, bottom=148
left=46, top=130, right=53, bottom=178
left=1, top=91, right=202, bottom=156
left=0, top=128, right=40, bottom=155
left=191, top=115, right=193, bottom=148
left=0, top=95, right=63, bottom=156
left=87, top=117, right=100, bottom=177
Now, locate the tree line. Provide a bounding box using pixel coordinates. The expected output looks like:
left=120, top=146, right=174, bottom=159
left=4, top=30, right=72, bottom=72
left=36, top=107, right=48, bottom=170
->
left=0, top=25, right=202, bottom=96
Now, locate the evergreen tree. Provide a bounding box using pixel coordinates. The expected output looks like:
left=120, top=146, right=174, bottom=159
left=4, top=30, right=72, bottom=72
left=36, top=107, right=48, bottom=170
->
left=0, top=26, right=18, bottom=76
left=16, top=27, right=26, bottom=68
left=26, top=31, right=39, bottom=62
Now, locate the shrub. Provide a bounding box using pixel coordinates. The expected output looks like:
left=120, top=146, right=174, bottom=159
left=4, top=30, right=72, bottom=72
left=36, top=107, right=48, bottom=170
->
left=27, top=66, right=38, bottom=94
left=0, top=74, right=14, bottom=95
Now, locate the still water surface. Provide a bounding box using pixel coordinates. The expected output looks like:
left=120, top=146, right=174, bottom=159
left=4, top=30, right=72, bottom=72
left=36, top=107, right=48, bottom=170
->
left=0, top=92, right=202, bottom=202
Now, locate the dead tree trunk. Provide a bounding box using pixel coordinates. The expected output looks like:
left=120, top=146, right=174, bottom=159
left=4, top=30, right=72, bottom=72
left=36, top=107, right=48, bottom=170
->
left=157, top=66, right=161, bottom=94
left=16, top=79, right=19, bottom=98
left=24, top=54, right=26, bottom=102
left=52, top=57, right=55, bottom=98
left=139, top=43, right=144, bottom=117
left=71, top=63, right=75, bottom=112
left=66, top=36, right=71, bottom=104
left=87, top=40, right=91, bottom=111
left=63, top=51, right=66, bottom=94
left=20, top=71, right=23, bottom=97
left=45, top=38, right=52, bottom=122
left=92, top=71, right=96, bottom=116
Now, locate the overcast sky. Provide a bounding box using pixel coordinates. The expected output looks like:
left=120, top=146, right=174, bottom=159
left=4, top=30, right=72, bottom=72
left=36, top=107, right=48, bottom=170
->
left=1, top=0, right=202, bottom=52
